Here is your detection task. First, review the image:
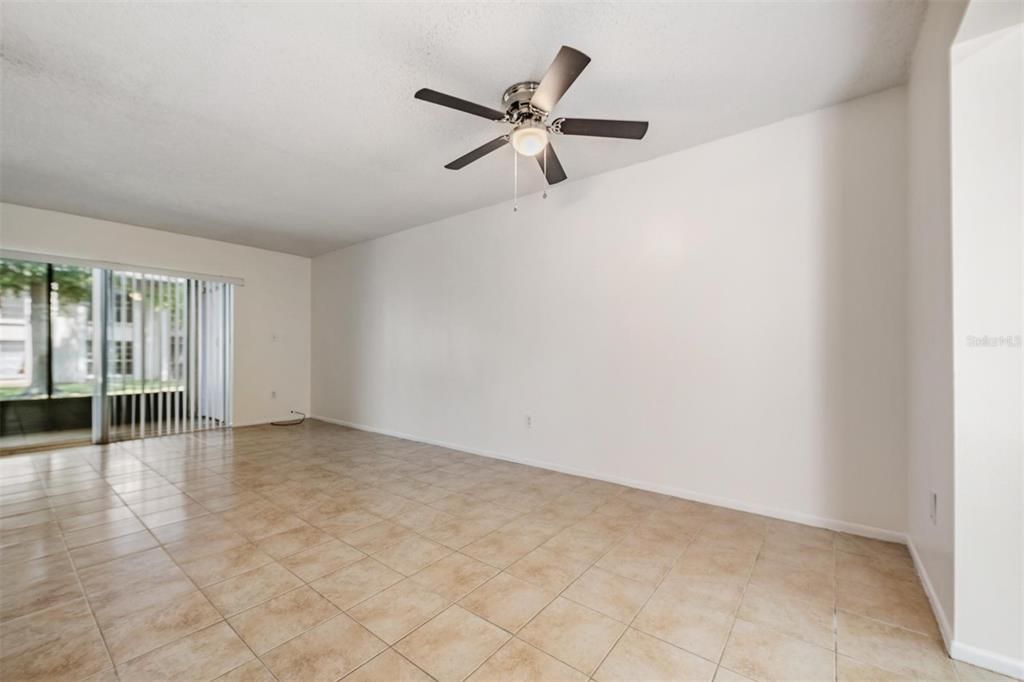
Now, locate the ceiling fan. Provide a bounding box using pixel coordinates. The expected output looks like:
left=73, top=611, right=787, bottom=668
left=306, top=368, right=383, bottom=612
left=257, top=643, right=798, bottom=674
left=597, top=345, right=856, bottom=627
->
left=415, top=46, right=649, bottom=186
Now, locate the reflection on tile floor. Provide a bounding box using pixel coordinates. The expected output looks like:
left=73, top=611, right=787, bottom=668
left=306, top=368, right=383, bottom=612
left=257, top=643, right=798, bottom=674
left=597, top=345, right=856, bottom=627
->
left=0, top=428, right=92, bottom=456
left=0, top=420, right=1014, bottom=681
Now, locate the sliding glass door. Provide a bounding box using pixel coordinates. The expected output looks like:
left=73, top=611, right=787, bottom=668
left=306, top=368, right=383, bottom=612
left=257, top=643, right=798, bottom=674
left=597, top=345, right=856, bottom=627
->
left=99, top=270, right=233, bottom=442
left=0, top=253, right=233, bottom=451
left=0, top=259, right=94, bottom=450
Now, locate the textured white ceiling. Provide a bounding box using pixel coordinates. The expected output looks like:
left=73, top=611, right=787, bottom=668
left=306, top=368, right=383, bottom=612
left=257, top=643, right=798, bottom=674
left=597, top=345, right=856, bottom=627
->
left=1, top=2, right=925, bottom=257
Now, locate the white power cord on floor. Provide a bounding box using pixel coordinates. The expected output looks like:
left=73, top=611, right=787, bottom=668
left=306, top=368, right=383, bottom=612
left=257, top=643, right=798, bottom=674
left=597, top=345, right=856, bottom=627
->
left=271, top=410, right=306, bottom=426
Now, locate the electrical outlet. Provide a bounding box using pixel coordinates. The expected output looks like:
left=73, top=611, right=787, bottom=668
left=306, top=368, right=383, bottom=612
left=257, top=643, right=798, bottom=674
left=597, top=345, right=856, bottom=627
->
left=525, top=414, right=532, bottom=429
left=271, top=390, right=277, bottom=399
left=930, top=491, right=938, bottom=524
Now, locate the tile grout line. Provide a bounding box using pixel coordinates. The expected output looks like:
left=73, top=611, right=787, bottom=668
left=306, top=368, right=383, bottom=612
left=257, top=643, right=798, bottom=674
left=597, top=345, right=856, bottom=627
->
left=128, top=485, right=311, bottom=681
left=698, top=529, right=762, bottom=681
left=81, top=446, right=272, bottom=679
left=15, top=444, right=185, bottom=677
left=24, top=444, right=173, bottom=681
left=87, top=446, right=238, bottom=679
left=587, top=530, right=706, bottom=679
left=156, top=438, right=332, bottom=681
left=373, top=486, right=625, bottom=680
left=344, top=646, right=439, bottom=682
left=185, top=468, right=514, bottom=676
left=52, top=515, right=120, bottom=679
left=833, top=540, right=839, bottom=682
left=213, top=449, right=535, bottom=677
left=5, top=430, right=959, bottom=682
left=463, top=501, right=712, bottom=680
left=14, top=465, right=737, bottom=681
left=267, top=453, right=547, bottom=680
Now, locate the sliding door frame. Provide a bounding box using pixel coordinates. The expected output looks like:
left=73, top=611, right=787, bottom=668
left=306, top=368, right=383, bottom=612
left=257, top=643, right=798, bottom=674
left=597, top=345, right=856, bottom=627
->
left=91, top=269, right=111, bottom=444
left=89, top=270, right=234, bottom=445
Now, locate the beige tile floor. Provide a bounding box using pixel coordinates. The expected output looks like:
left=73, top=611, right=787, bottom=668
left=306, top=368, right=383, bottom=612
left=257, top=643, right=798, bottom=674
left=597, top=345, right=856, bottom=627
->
left=0, top=420, right=1015, bottom=682
left=0, top=428, right=92, bottom=456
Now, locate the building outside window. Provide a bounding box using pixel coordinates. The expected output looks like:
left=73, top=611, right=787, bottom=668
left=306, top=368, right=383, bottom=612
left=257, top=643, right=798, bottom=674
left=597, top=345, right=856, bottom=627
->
left=112, top=340, right=134, bottom=376
left=0, top=259, right=94, bottom=400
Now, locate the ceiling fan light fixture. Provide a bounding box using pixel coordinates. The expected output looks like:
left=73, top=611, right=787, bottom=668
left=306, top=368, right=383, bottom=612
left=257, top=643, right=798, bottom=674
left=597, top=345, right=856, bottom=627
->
left=415, top=45, right=647, bottom=185
left=511, top=123, right=548, bottom=157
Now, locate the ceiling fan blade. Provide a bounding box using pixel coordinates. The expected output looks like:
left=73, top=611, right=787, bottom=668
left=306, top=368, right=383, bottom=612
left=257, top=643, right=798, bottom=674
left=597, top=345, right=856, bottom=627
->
left=530, top=46, right=591, bottom=114
left=444, top=136, right=509, bottom=170
left=554, top=118, right=649, bottom=139
left=536, top=143, right=567, bottom=184
left=415, top=88, right=506, bottom=121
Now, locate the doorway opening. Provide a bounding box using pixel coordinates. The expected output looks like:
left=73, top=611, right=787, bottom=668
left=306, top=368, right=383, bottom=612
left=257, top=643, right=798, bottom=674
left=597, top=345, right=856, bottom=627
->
left=0, top=255, right=234, bottom=453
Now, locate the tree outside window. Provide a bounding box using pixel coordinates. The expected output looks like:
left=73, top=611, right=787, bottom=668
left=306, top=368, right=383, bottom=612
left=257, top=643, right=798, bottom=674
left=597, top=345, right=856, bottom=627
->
left=0, top=259, right=93, bottom=400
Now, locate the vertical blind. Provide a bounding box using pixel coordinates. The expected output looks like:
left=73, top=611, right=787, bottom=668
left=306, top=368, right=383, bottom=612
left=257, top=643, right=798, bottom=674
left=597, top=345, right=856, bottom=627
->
left=102, top=271, right=232, bottom=441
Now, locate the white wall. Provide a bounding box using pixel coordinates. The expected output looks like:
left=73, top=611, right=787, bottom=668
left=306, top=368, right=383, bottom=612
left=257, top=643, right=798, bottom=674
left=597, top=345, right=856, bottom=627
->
left=950, top=14, right=1023, bottom=675
left=313, top=87, right=909, bottom=537
left=904, top=0, right=967, bottom=645
left=0, top=203, right=311, bottom=426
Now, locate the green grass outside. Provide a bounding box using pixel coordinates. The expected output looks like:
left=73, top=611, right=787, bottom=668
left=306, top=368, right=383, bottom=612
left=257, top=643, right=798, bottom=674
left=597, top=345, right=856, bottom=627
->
left=0, top=380, right=184, bottom=401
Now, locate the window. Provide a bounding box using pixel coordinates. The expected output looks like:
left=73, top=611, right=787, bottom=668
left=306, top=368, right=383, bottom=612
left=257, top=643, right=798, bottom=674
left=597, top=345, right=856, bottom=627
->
left=0, top=260, right=233, bottom=442
left=112, top=341, right=134, bottom=376
left=104, top=274, right=232, bottom=441
left=169, top=335, right=185, bottom=382
left=114, top=293, right=134, bottom=323
left=0, top=258, right=94, bottom=400
left=0, top=339, right=25, bottom=377
left=0, top=293, right=26, bottom=320
left=0, top=259, right=48, bottom=399
left=51, top=264, right=94, bottom=396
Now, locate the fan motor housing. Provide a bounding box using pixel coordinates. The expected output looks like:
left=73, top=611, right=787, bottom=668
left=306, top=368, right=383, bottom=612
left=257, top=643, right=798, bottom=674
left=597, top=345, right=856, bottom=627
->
left=502, top=81, right=542, bottom=123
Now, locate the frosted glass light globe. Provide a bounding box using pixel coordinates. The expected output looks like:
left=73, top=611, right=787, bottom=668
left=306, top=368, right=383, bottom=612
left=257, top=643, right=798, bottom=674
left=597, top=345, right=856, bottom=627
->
left=511, top=124, right=548, bottom=157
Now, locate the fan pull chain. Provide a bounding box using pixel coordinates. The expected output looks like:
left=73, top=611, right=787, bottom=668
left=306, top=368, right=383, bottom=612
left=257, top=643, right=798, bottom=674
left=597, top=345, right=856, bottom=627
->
left=513, top=148, right=518, bottom=213
left=542, top=145, right=548, bottom=199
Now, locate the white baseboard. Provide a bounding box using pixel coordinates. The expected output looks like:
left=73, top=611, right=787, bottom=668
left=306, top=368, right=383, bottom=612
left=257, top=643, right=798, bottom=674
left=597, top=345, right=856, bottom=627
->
left=901, top=539, right=1024, bottom=678
left=303, top=416, right=1024, bottom=679
left=311, top=414, right=906, bottom=544
left=949, top=641, right=1024, bottom=679
left=906, top=538, right=954, bottom=649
